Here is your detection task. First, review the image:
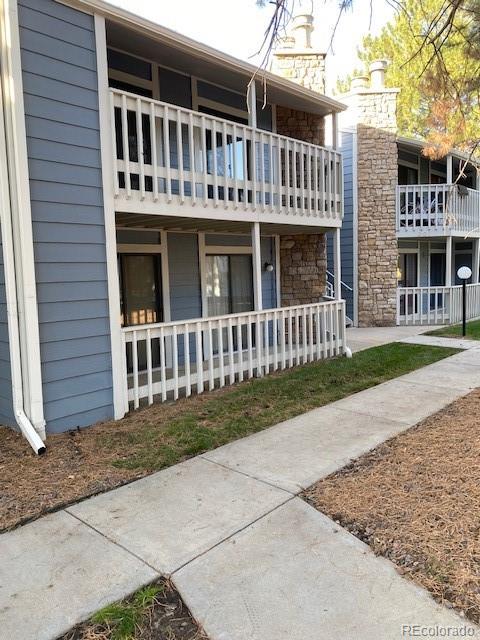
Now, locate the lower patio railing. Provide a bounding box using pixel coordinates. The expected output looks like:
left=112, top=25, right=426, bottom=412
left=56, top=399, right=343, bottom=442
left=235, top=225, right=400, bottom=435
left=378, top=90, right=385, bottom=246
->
left=122, top=300, right=347, bottom=409
left=397, top=283, right=480, bottom=325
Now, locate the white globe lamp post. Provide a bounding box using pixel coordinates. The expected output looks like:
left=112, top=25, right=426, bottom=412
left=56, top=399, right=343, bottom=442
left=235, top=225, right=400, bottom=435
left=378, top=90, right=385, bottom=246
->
left=457, top=266, right=472, bottom=336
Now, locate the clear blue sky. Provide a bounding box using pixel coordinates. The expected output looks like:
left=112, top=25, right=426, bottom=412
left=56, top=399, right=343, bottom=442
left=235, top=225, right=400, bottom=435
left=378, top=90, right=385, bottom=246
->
left=108, top=0, right=395, bottom=93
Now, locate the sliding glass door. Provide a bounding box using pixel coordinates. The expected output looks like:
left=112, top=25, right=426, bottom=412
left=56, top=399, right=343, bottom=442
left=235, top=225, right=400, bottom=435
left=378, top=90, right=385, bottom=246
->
left=205, top=254, right=254, bottom=316
left=205, top=254, right=254, bottom=354
left=398, top=252, right=418, bottom=315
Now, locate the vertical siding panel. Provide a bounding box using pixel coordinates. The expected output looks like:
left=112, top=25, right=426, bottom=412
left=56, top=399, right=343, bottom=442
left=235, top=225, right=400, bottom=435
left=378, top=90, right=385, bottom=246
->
left=168, top=233, right=202, bottom=321
left=261, top=237, right=276, bottom=309
left=18, top=0, right=114, bottom=433
left=327, top=131, right=354, bottom=319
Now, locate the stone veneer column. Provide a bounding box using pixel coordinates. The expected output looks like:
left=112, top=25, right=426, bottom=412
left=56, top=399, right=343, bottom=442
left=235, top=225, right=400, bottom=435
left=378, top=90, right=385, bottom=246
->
left=274, top=108, right=327, bottom=307
left=341, top=78, right=399, bottom=327
left=275, top=106, right=325, bottom=146
left=280, top=234, right=327, bottom=306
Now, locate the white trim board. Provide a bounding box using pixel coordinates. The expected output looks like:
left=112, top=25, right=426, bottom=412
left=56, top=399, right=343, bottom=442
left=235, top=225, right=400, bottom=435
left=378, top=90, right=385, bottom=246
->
left=95, top=14, right=128, bottom=419
left=204, top=245, right=253, bottom=255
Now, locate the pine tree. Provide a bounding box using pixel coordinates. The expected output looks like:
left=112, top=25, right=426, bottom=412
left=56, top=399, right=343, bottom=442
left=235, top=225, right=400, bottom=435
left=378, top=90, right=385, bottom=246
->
left=345, top=0, right=480, bottom=155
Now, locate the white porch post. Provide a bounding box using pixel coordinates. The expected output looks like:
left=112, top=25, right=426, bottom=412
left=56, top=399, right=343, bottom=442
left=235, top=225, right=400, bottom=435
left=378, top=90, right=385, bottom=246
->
left=252, top=222, right=263, bottom=310
left=95, top=15, right=128, bottom=418
left=333, top=228, right=342, bottom=300
left=473, top=237, right=480, bottom=284
left=247, top=79, right=257, bottom=129
left=332, top=112, right=338, bottom=150
left=446, top=236, right=453, bottom=286
left=446, top=154, right=453, bottom=183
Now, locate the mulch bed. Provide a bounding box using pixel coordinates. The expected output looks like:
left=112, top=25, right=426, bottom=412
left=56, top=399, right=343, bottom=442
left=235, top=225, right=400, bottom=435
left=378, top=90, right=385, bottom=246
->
left=304, top=388, right=480, bottom=624
left=59, top=578, right=207, bottom=640
left=0, top=396, right=211, bottom=533
left=0, top=342, right=456, bottom=533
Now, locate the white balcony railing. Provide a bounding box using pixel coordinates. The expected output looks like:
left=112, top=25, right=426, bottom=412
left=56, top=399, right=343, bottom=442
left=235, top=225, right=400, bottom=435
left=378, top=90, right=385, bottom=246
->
left=397, top=283, right=480, bottom=325
left=110, top=89, right=343, bottom=224
left=396, top=184, right=480, bottom=235
left=122, top=300, right=347, bottom=408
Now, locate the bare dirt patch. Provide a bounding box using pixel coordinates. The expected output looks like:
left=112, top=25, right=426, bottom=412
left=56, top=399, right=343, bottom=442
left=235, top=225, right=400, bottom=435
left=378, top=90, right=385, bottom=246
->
left=304, top=388, right=480, bottom=624
left=59, top=579, right=207, bottom=640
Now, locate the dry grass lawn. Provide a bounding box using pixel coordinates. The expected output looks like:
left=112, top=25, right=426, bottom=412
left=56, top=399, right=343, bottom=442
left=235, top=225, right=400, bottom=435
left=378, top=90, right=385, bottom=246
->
left=304, top=388, right=480, bottom=624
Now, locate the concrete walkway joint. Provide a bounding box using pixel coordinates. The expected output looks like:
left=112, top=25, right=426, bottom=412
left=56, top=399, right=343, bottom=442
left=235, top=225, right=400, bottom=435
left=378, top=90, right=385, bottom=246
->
left=1, top=332, right=479, bottom=640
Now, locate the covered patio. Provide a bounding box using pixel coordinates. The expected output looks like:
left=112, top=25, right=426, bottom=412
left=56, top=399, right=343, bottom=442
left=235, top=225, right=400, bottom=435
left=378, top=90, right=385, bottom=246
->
left=115, top=213, right=347, bottom=410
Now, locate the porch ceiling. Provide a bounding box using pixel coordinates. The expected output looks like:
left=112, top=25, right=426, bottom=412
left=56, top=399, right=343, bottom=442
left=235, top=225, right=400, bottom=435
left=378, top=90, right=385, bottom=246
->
left=102, top=18, right=343, bottom=117
left=115, top=213, right=334, bottom=236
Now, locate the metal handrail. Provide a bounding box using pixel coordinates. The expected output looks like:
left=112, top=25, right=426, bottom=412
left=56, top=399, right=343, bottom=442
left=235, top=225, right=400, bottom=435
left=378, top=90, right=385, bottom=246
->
left=326, top=270, right=353, bottom=291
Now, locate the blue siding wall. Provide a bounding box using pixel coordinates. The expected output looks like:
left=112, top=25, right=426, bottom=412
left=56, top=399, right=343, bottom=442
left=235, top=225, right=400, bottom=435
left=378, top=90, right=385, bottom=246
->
left=168, top=233, right=202, bottom=321
left=19, top=0, right=114, bottom=433
left=0, top=224, right=14, bottom=426
left=261, top=237, right=276, bottom=309
left=328, top=130, right=355, bottom=320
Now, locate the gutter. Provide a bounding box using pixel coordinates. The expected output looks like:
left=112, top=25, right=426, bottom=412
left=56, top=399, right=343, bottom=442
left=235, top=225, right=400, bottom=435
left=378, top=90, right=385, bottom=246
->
left=0, top=129, right=46, bottom=454
left=0, top=83, right=45, bottom=454
left=0, top=0, right=46, bottom=454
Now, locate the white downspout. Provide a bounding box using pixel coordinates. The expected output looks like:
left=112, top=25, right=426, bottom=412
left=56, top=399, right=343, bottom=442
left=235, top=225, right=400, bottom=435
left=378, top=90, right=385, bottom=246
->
left=0, top=99, right=45, bottom=454
left=0, top=0, right=45, bottom=454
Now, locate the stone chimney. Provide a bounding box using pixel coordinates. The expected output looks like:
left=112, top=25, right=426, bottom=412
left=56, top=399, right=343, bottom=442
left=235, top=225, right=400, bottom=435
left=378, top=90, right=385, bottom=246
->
left=369, top=59, right=388, bottom=89
left=339, top=61, right=400, bottom=327
left=270, top=11, right=326, bottom=94
left=272, top=10, right=328, bottom=311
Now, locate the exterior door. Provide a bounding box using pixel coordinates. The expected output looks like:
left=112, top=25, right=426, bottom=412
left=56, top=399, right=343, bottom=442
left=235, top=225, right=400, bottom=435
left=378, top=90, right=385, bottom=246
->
left=119, top=254, right=163, bottom=371
left=205, top=254, right=254, bottom=316
left=120, top=254, right=163, bottom=326
left=398, top=252, right=418, bottom=288
left=430, top=252, right=446, bottom=310
left=398, top=252, right=418, bottom=315
left=205, top=254, right=254, bottom=353
left=430, top=253, right=446, bottom=286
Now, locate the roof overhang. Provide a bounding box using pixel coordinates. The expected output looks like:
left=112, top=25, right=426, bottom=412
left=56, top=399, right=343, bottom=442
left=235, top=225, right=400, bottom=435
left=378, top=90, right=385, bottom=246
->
left=397, top=135, right=479, bottom=167
left=57, top=0, right=346, bottom=117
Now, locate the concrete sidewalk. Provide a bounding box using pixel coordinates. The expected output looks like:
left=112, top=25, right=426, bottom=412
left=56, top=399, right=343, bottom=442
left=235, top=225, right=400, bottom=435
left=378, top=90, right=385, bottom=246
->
left=1, top=346, right=480, bottom=640
left=346, top=324, right=438, bottom=352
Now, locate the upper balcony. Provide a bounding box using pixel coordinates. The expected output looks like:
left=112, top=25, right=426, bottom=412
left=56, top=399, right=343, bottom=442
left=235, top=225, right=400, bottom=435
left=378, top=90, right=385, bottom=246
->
left=396, top=138, right=480, bottom=238
left=110, top=88, right=342, bottom=227
left=101, top=12, right=345, bottom=231
left=396, top=184, right=480, bottom=237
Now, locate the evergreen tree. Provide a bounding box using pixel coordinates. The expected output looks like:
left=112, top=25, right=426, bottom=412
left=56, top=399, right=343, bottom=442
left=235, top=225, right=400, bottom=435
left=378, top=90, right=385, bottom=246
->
left=345, top=0, right=480, bottom=154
